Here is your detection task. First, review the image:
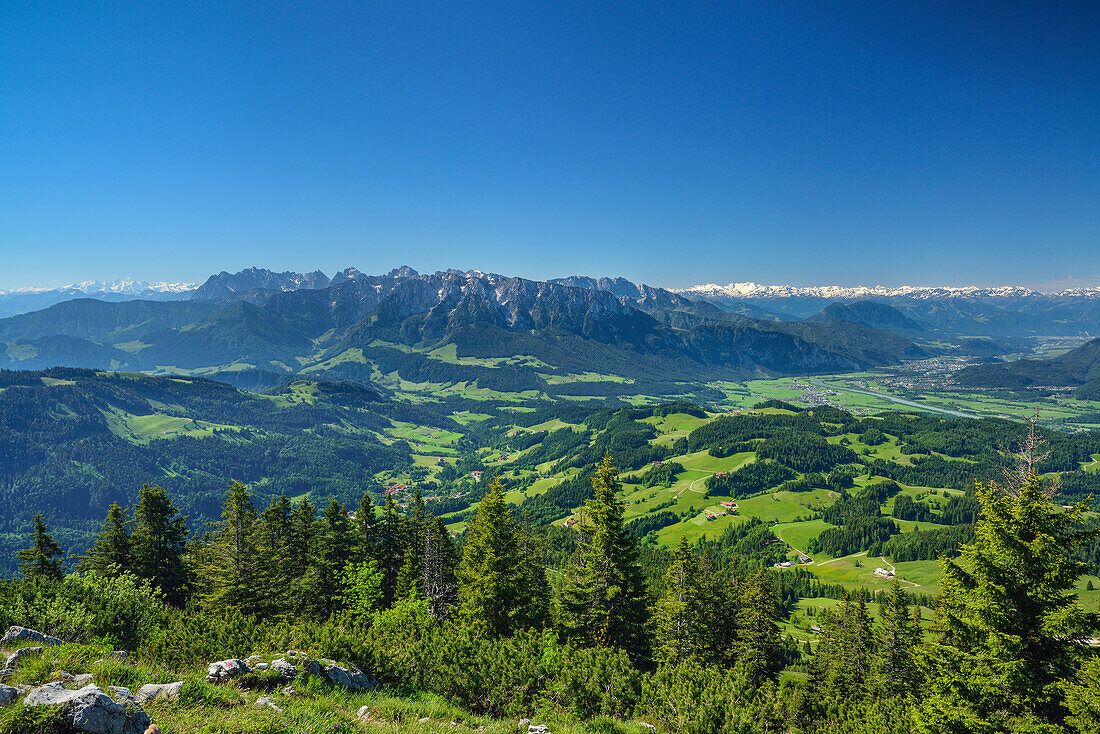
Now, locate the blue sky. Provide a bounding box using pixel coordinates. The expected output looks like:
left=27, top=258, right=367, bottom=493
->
left=2, top=1, right=1098, bottom=290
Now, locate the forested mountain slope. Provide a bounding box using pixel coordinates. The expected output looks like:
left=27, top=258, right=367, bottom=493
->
left=957, top=338, right=1100, bottom=398
left=0, top=368, right=415, bottom=573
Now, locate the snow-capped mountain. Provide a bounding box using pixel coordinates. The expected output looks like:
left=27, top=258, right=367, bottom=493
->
left=0, top=279, right=196, bottom=296
left=676, top=282, right=1100, bottom=300
left=0, top=279, right=196, bottom=319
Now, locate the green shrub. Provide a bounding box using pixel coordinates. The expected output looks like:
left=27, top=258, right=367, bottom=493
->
left=0, top=572, right=162, bottom=649
left=638, top=661, right=784, bottom=734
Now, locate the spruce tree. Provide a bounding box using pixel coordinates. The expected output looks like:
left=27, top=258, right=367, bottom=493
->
left=79, top=502, right=132, bottom=576
left=256, top=494, right=293, bottom=614
left=395, top=545, right=420, bottom=600
left=288, top=498, right=316, bottom=581
left=560, top=453, right=650, bottom=659
left=737, top=565, right=783, bottom=685
left=130, top=484, right=190, bottom=605
left=455, top=477, right=527, bottom=636
left=18, top=513, right=64, bottom=581
left=287, top=498, right=317, bottom=613
left=915, top=471, right=1100, bottom=731
left=421, top=514, right=459, bottom=619
left=378, top=493, right=407, bottom=605
left=843, top=594, right=876, bottom=692
left=1065, top=655, right=1100, bottom=734
left=398, top=488, right=426, bottom=595
left=518, top=510, right=550, bottom=629
left=199, top=481, right=261, bottom=610
left=355, top=490, right=380, bottom=564
left=874, top=580, right=920, bottom=697
left=696, top=549, right=740, bottom=667
left=306, top=499, right=356, bottom=617
left=652, top=537, right=701, bottom=665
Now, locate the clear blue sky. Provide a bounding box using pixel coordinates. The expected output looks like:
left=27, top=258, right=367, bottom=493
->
left=2, top=1, right=1098, bottom=290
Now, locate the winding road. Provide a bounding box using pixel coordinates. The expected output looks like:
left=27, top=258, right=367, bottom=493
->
left=675, top=471, right=713, bottom=497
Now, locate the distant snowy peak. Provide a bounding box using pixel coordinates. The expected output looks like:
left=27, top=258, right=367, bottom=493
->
left=70, top=279, right=196, bottom=295
left=677, top=282, right=1100, bottom=299
left=0, top=279, right=196, bottom=296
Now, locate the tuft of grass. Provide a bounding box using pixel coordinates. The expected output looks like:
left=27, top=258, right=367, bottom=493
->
left=177, top=676, right=243, bottom=709
left=0, top=702, right=67, bottom=734
left=234, top=668, right=287, bottom=692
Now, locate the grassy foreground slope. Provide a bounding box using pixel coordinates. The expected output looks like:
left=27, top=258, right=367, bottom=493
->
left=0, top=638, right=649, bottom=734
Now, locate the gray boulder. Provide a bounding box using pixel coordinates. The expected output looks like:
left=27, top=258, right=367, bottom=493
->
left=24, top=682, right=151, bottom=734
left=107, top=686, right=133, bottom=701
left=72, top=673, right=95, bottom=687
left=134, top=681, right=183, bottom=704
left=4, top=646, right=43, bottom=668
left=1, top=626, right=63, bottom=646
left=254, top=696, right=283, bottom=713
left=0, top=683, right=20, bottom=708
left=270, top=658, right=298, bottom=680
left=304, top=658, right=375, bottom=690
left=206, top=658, right=251, bottom=682
left=528, top=726, right=551, bottom=734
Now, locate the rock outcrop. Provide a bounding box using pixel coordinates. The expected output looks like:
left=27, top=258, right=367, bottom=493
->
left=134, top=681, right=184, bottom=704
left=304, top=658, right=375, bottom=690
left=270, top=658, right=298, bottom=680
left=3, top=646, right=42, bottom=669
left=1, top=626, right=63, bottom=646
left=0, top=684, right=20, bottom=708
left=206, top=658, right=250, bottom=682
left=108, top=686, right=133, bottom=701
left=24, top=682, right=151, bottom=734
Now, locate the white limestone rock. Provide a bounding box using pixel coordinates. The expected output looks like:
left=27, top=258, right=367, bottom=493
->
left=206, top=658, right=251, bottom=682
left=1, top=626, right=63, bottom=647
left=134, top=681, right=184, bottom=704
left=24, top=682, right=151, bottom=733
left=304, top=658, right=375, bottom=690
left=3, top=646, right=43, bottom=669
left=270, top=658, right=298, bottom=680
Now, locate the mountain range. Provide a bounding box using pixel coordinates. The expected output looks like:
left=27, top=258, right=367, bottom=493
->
left=0, top=279, right=195, bottom=319
left=3, top=265, right=1099, bottom=393
left=678, top=281, right=1100, bottom=301
left=0, top=268, right=935, bottom=391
